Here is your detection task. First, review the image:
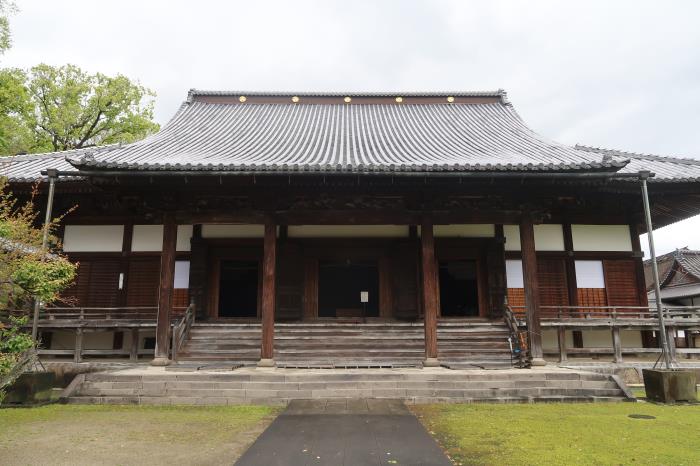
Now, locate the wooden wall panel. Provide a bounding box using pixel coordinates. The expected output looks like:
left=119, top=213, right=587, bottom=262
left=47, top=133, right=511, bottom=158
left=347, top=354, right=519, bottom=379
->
left=391, top=242, right=419, bottom=319
left=126, top=258, right=160, bottom=307
left=577, top=288, right=607, bottom=308
left=603, top=259, right=641, bottom=311
left=537, top=258, right=569, bottom=307
left=62, top=258, right=121, bottom=308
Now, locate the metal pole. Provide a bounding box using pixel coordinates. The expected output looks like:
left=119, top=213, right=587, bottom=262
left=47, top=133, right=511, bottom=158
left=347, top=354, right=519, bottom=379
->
left=640, top=173, right=672, bottom=369
left=31, top=169, right=58, bottom=341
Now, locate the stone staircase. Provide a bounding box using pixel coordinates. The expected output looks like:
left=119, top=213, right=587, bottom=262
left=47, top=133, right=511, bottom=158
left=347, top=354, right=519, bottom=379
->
left=65, top=367, right=633, bottom=405
left=175, top=319, right=514, bottom=368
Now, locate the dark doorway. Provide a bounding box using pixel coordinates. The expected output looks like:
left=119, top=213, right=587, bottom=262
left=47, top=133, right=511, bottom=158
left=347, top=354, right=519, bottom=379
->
left=318, top=262, right=379, bottom=318
left=218, top=260, right=258, bottom=317
left=438, top=261, right=479, bottom=317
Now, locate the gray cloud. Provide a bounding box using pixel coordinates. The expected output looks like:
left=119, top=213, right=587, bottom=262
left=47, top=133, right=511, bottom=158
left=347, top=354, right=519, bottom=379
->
left=5, top=0, right=700, bottom=256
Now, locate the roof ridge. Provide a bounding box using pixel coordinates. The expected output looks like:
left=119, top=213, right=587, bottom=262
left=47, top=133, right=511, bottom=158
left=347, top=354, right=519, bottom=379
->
left=575, top=144, right=700, bottom=166
left=187, top=89, right=508, bottom=99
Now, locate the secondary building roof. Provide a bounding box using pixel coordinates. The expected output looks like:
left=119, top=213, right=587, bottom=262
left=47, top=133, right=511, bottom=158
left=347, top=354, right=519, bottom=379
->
left=645, top=248, right=700, bottom=302
left=1, top=90, right=699, bottom=181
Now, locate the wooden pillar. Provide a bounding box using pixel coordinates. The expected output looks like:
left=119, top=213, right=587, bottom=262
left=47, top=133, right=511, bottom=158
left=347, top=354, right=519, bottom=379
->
left=303, top=258, right=319, bottom=320
left=152, top=213, right=177, bottom=366
left=129, top=328, right=139, bottom=362
left=519, top=215, right=545, bottom=365
left=630, top=223, right=654, bottom=348
left=612, top=327, right=623, bottom=363
left=259, top=220, right=277, bottom=366
left=557, top=327, right=568, bottom=362
left=421, top=219, right=440, bottom=366
left=379, top=255, right=393, bottom=318
left=666, top=327, right=677, bottom=360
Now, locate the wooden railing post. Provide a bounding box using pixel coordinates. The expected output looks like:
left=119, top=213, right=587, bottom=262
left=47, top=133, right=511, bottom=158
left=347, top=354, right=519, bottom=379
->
left=557, top=326, right=567, bottom=362
left=130, top=328, right=139, bottom=361
left=612, top=327, right=622, bottom=363
left=74, top=328, right=83, bottom=363
left=666, top=326, right=677, bottom=360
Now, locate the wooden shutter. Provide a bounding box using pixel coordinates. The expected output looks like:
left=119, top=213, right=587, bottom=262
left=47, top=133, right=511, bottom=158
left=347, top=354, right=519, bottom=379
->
left=62, top=258, right=120, bottom=308
left=87, top=260, right=121, bottom=307
left=126, top=258, right=160, bottom=307
left=62, top=261, right=92, bottom=306
left=603, top=259, right=640, bottom=311
left=537, top=258, right=569, bottom=309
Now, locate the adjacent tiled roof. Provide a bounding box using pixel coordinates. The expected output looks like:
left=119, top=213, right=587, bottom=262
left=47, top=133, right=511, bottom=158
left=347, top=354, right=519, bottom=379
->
left=1, top=90, right=698, bottom=181
left=0, top=146, right=115, bottom=182
left=576, top=145, right=700, bottom=183
left=645, top=248, right=700, bottom=290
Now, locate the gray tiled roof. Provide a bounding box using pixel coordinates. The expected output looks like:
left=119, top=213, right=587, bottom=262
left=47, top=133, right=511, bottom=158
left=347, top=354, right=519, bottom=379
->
left=576, top=145, right=700, bottom=183
left=1, top=90, right=698, bottom=181
left=65, top=97, right=626, bottom=174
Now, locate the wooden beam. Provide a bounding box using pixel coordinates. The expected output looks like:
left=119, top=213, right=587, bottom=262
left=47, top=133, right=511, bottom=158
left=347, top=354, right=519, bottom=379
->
left=259, top=220, right=277, bottom=365
left=519, top=214, right=545, bottom=365
left=152, top=212, right=177, bottom=366
left=421, top=218, right=440, bottom=366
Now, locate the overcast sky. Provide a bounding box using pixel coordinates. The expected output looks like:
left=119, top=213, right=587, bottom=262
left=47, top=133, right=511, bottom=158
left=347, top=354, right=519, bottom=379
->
left=4, top=0, right=700, bottom=257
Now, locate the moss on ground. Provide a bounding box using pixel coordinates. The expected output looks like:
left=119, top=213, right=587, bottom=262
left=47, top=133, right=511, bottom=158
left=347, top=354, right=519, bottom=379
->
left=0, top=404, right=280, bottom=466
left=412, top=402, right=700, bottom=466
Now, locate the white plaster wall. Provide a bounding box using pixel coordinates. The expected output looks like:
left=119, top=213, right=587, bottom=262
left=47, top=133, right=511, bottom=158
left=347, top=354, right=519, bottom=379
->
left=174, top=261, right=190, bottom=289
left=571, top=225, right=632, bottom=252
left=505, top=260, right=524, bottom=288
left=177, top=225, right=193, bottom=251
left=504, top=225, right=520, bottom=251
left=575, top=260, right=606, bottom=288
left=49, top=331, right=114, bottom=350
left=202, top=224, right=264, bottom=238
left=431, top=224, right=495, bottom=238
left=47, top=331, right=76, bottom=350
left=542, top=329, right=558, bottom=350
left=582, top=330, right=612, bottom=348
left=122, top=330, right=156, bottom=351
left=621, top=330, right=643, bottom=348
left=502, top=224, right=564, bottom=251
left=131, top=225, right=163, bottom=251
left=63, top=225, right=124, bottom=252
left=543, top=330, right=576, bottom=351
left=289, top=225, right=409, bottom=238
left=534, top=224, right=565, bottom=251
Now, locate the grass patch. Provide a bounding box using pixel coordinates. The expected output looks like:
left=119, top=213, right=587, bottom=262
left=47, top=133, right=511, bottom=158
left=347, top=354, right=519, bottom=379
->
left=0, top=404, right=280, bottom=466
left=412, top=402, right=700, bottom=466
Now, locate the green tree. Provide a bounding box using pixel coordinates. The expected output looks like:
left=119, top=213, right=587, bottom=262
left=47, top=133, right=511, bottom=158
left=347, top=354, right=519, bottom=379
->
left=0, top=177, right=76, bottom=402
left=0, top=67, right=32, bottom=155
left=23, top=64, right=159, bottom=153
left=0, top=0, right=16, bottom=56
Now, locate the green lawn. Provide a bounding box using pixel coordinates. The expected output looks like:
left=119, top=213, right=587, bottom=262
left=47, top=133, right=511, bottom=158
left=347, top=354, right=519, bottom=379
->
left=412, top=402, right=700, bottom=466
left=0, top=404, right=280, bottom=466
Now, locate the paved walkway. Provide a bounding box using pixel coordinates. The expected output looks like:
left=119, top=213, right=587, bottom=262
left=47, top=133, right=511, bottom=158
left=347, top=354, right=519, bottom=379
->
left=234, top=399, right=452, bottom=466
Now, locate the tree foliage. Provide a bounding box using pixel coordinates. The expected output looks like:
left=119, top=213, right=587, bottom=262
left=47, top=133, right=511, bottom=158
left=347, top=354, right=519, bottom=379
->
left=0, top=0, right=16, bottom=56
left=0, top=176, right=75, bottom=403
left=0, top=64, right=159, bottom=155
